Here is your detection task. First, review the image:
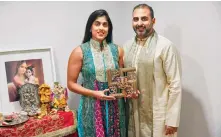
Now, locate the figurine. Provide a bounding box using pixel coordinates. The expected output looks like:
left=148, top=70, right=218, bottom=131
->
left=51, top=82, right=70, bottom=112
left=38, top=84, right=52, bottom=118
left=18, top=83, right=40, bottom=116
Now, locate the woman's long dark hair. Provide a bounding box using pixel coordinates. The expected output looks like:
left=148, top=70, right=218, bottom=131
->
left=82, top=9, right=113, bottom=44
left=15, top=60, right=26, bottom=75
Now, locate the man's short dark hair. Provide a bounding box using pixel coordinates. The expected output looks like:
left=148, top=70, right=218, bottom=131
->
left=133, top=3, right=154, bottom=19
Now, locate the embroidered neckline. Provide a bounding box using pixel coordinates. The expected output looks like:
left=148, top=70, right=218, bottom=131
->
left=135, top=30, right=155, bottom=46
left=136, top=36, right=148, bottom=42
left=90, top=38, right=108, bottom=51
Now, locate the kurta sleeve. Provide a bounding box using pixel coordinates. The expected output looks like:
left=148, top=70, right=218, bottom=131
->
left=161, top=43, right=182, bottom=127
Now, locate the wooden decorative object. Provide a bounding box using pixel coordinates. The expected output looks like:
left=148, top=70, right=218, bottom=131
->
left=106, top=67, right=137, bottom=98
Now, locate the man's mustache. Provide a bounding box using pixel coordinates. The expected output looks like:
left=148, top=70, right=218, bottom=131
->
left=136, top=25, right=146, bottom=29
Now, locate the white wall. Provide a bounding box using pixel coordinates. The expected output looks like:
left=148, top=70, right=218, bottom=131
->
left=0, top=1, right=124, bottom=110
left=0, top=1, right=220, bottom=137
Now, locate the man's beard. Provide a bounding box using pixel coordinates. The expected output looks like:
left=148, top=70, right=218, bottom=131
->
left=133, top=25, right=151, bottom=38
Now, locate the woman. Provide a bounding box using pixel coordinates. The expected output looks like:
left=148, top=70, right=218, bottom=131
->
left=67, top=9, right=126, bottom=137
left=13, top=60, right=27, bottom=87
left=8, top=60, right=27, bottom=102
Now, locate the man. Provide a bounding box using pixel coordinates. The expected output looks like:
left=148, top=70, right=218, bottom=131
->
left=123, top=3, right=182, bottom=137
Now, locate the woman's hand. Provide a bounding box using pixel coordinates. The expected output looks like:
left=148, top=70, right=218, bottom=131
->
left=93, top=89, right=116, bottom=100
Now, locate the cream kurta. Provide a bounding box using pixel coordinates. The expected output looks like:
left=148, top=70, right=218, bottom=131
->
left=123, top=34, right=182, bottom=137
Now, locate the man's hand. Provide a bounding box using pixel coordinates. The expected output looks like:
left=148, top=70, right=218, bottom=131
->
left=165, top=125, right=178, bottom=135
left=126, top=90, right=140, bottom=99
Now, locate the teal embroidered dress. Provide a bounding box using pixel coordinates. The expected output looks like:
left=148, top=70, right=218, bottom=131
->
left=77, top=39, right=126, bottom=137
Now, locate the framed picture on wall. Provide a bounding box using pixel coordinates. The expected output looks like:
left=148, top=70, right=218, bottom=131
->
left=0, top=47, right=56, bottom=113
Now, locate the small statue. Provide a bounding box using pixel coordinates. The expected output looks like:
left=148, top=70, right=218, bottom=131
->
left=39, top=84, right=51, bottom=103
left=51, top=82, right=70, bottom=112
left=38, top=84, right=52, bottom=118
left=18, top=83, right=40, bottom=116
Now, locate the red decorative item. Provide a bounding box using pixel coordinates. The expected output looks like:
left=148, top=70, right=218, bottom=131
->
left=0, top=111, right=78, bottom=137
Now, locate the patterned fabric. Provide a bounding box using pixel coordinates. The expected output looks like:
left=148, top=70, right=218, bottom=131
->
left=94, top=80, right=105, bottom=137
left=0, top=111, right=77, bottom=137
left=124, top=32, right=157, bottom=137
left=77, top=39, right=126, bottom=137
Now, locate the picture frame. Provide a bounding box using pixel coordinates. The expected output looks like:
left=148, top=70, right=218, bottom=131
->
left=106, top=67, right=137, bottom=98
left=0, top=47, right=56, bottom=113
